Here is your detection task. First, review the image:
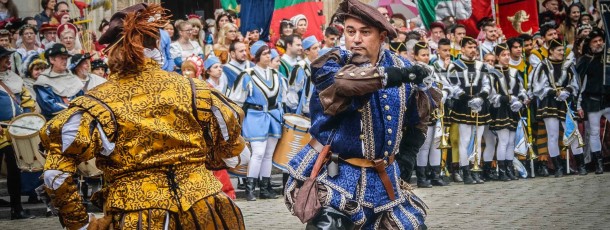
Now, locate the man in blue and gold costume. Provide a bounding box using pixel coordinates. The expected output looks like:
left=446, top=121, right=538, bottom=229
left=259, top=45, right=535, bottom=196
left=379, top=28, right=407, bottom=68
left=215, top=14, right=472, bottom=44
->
left=41, top=4, right=245, bottom=229
left=284, top=0, right=431, bottom=229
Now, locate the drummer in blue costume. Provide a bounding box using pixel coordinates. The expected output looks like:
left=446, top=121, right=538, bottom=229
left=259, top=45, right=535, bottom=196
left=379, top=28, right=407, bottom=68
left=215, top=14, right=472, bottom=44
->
left=222, top=42, right=253, bottom=95
left=33, top=43, right=83, bottom=120
left=284, top=0, right=431, bottom=228
left=280, top=35, right=310, bottom=115
left=230, top=41, right=285, bottom=201
left=0, top=46, right=36, bottom=220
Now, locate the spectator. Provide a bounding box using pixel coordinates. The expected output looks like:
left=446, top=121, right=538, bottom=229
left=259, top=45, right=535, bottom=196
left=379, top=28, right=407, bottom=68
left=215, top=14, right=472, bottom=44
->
left=16, top=25, right=44, bottom=63
left=322, top=26, right=340, bottom=49
left=54, top=1, right=69, bottom=15
left=41, top=23, right=59, bottom=49
left=214, top=12, right=233, bottom=42
left=188, top=16, right=204, bottom=49
left=56, top=23, right=81, bottom=55
left=275, top=19, right=294, bottom=55
left=170, top=20, right=203, bottom=71
left=559, top=3, right=584, bottom=46
left=35, top=0, right=55, bottom=28
left=0, top=0, right=18, bottom=21
left=291, top=14, right=308, bottom=37
left=213, top=23, right=239, bottom=64
left=163, top=21, right=174, bottom=38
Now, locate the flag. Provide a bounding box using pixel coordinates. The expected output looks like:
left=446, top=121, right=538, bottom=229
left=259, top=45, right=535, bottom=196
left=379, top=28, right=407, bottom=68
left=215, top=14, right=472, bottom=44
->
left=269, top=0, right=325, bottom=41
left=417, top=0, right=491, bottom=36
left=563, top=103, right=577, bottom=146
left=497, top=0, right=539, bottom=38
left=220, top=0, right=238, bottom=10
left=514, top=118, right=528, bottom=156
left=238, top=0, right=275, bottom=41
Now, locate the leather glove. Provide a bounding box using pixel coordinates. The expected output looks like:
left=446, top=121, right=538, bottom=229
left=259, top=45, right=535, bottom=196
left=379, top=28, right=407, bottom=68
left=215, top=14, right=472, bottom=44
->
left=468, top=97, right=484, bottom=111
left=556, top=90, right=570, bottom=101
left=510, top=101, right=523, bottom=112
left=385, top=65, right=429, bottom=87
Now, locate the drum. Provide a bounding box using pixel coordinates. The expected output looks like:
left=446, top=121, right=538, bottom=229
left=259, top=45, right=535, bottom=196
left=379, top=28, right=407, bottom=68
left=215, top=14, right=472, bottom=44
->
left=78, top=158, right=102, bottom=177
left=273, top=114, right=312, bottom=171
left=8, top=113, right=47, bottom=172
left=228, top=143, right=251, bottom=177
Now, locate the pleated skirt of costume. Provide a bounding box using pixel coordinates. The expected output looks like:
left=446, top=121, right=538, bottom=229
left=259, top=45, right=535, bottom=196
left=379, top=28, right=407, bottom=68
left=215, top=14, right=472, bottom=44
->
left=489, top=104, right=519, bottom=131
left=108, top=193, right=244, bottom=230
left=535, top=96, right=567, bottom=120
left=449, top=98, right=491, bottom=125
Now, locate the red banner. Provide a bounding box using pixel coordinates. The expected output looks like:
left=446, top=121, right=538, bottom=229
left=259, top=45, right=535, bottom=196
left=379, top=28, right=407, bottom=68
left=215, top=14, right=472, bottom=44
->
left=497, top=0, right=540, bottom=38
left=456, top=0, right=493, bottom=37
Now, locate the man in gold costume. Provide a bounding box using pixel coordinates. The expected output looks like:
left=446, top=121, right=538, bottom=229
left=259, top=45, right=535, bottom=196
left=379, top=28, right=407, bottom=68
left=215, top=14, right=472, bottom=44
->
left=41, top=4, right=246, bottom=229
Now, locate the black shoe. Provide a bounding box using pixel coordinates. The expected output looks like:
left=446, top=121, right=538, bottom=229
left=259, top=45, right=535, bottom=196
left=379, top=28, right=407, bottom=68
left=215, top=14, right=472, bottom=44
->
left=594, top=152, right=604, bottom=174
left=259, top=177, right=279, bottom=199
left=482, top=162, right=498, bottom=181
left=11, top=209, right=35, bottom=220
left=270, top=181, right=282, bottom=188
left=237, top=178, right=246, bottom=190
left=505, top=160, right=518, bottom=180
left=471, top=171, right=484, bottom=184
left=416, top=166, right=433, bottom=188
left=498, top=161, right=510, bottom=181
left=245, top=177, right=257, bottom=201
left=0, top=198, right=10, bottom=207
left=575, top=154, right=588, bottom=176
left=452, top=169, right=463, bottom=182
left=462, top=166, right=475, bottom=185
left=551, top=157, right=564, bottom=178
left=538, top=161, right=550, bottom=177
left=430, top=166, right=449, bottom=186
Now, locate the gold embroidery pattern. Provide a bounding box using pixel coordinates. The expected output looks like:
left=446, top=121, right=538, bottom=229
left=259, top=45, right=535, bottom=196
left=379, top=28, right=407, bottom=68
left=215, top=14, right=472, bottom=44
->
left=42, top=60, right=244, bottom=228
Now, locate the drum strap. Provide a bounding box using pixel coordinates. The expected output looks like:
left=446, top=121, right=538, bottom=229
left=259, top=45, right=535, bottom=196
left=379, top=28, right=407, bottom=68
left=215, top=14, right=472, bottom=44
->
left=0, top=80, right=18, bottom=104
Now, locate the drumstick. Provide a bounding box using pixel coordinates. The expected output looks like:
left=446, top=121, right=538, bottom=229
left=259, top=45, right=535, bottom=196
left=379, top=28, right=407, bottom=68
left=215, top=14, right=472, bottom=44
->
left=0, top=122, right=40, bottom=131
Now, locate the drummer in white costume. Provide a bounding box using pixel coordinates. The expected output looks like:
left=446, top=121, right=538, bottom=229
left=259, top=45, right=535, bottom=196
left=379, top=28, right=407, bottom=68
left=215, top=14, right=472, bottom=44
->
left=0, top=46, right=36, bottom=219
left=69, top=53, right=107, bottom=92
left=230, top=41, right=284, bottom=201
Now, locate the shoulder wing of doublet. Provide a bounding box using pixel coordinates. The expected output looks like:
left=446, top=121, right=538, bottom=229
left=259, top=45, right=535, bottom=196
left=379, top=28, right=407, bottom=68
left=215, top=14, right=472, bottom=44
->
left=69, top=95, right=117, bottom=142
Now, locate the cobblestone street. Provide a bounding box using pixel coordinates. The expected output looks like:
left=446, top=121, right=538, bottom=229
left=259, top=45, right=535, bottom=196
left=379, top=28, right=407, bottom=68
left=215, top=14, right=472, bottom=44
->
left=2, top=173, right=609, bottom=229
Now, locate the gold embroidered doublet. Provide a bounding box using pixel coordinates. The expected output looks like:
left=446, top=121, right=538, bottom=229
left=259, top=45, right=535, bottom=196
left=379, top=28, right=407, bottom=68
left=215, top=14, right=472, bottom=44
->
left=42, top=60, right=245, bottom=229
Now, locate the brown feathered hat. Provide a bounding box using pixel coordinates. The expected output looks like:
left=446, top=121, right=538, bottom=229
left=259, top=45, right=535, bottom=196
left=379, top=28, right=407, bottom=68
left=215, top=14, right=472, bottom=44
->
left=332, top=0, right=397, bottom=39
left=99, top=3, right=170, bottom=75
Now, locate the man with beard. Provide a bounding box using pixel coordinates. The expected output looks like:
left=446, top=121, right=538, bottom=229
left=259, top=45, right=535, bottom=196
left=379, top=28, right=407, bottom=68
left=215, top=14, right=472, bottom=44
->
left=284, top=0, right=431, bottom=228
left=223, top=41, right=253, bottom=96
left=577, top=28, right=607, bottom=175
left=480, top=22, right=499, bottom=58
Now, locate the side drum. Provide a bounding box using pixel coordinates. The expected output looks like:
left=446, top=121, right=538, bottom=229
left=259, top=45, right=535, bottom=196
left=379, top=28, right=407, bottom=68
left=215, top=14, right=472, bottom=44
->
left=272, top=114, right=312, bottom=171
left=8, top=113, right=47, bottom=172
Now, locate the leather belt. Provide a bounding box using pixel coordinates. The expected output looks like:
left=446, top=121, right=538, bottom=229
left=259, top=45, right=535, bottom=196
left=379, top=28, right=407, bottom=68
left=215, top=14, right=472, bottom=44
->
left=308, top=138, right=397, bottom=200
left=243, top=102, right=278, bottom=111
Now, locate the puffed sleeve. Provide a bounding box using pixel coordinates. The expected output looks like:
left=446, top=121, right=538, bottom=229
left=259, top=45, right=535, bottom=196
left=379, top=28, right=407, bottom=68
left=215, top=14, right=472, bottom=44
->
left=192, top=80, right=245, bottom=169
left=34, top=85, right=68, bottom=117
left=41, top=107, right=102, bottom=230
left=19, top=86, right=36, bottom=112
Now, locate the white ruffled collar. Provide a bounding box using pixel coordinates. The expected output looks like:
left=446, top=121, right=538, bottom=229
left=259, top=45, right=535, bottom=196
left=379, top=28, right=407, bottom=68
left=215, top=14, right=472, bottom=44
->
left=0, top=70, right=23, bottom=94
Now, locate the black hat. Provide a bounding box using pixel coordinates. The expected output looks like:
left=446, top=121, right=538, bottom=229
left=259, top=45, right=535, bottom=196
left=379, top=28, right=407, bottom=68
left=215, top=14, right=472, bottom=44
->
left=0, top=46, right=15, bottom=59
left=583, top=28, right=605, bottom=54
left=91, top=59, right=108, bottom=71
left=45, top=43, right=71, bottom=59
left=494, top=43, right=509, bottom=56
left=548, top=39, right=564, bottom=51
left=69, top=53, right=91, bottom=72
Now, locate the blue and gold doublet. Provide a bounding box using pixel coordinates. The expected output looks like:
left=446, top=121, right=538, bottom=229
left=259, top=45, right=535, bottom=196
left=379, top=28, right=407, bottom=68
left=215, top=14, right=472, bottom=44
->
left=285, top=49, right=427, bottom=229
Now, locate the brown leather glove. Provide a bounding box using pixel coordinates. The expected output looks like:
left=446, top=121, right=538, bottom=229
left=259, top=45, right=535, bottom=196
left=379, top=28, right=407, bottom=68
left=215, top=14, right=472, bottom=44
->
left=87, top=215, right=113, bottom=230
